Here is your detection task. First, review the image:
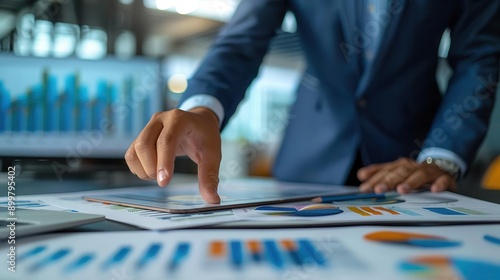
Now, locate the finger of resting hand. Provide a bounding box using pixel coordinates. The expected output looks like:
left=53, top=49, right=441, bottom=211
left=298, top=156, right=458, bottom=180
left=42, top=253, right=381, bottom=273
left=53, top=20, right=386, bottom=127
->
left=134, top=120, right=163, bottom=180
left=357, top=163, right=385, bottom=181
left=430, top=175, right=455, bottom=192
left=383, top=163, right=417, bottom=189
left=398, top=169, right=432, bottom=194
left=359, top=164, right=397, bottom=192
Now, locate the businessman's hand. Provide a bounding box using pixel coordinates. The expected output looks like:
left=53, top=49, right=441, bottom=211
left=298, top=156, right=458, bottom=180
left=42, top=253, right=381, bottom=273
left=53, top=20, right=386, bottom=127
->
left=356, top=158, right=457, bottom=194
left=125, top=108, right=222, bottom=204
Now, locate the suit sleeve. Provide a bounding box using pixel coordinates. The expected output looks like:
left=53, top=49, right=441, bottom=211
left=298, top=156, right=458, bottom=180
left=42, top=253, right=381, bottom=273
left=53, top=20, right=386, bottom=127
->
left=422, top=0, right=500, bottom=168
left=178, top=0, right=287, bottom=129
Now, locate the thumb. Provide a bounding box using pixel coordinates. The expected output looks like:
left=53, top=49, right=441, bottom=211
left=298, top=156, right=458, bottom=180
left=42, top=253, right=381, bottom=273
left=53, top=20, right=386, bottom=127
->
left=197, top=152, right=221, bottom=204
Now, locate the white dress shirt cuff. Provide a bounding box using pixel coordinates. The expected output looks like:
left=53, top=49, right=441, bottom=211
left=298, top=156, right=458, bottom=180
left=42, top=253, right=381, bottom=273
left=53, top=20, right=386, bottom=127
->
left=178, top=94, right=225, bottom=127
left=417, top=147, right=468, bottom=176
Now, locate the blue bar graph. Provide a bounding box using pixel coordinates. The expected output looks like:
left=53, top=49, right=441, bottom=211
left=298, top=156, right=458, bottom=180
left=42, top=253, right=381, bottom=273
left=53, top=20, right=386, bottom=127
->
left=137, top=243, right=162, bottom=269
left=230, top=240, right=243, bottom=269
left=263, top=240, right=284, bottom=269
left=102, top=246, right=132, bottom=270
left=0, top=81, right=10, bottom=131
left=11, top=96, right=26, bottom=132
left=45, top=75, right=58, bottom=131
left=64, top=253, right=95, bottom=273
left=424, top=207, right=466, bottom=216
left=169, top=242, right=190, bottom=271
left=18, top=238, right=336, bottom=275
left=60, top=74, right=76, bottom=131
left=18, top=246, right=47, bottom=261
left=298, top=239, right=326, bottom=266
left=484, top=235, right=500, bottom=246
left=77, top=86, right=89, bottom=131
left=27, top=85, right=43, bottom=132
left=29, top=248, right=71, bottom=272
left=1, top=70, right=153, bottom=136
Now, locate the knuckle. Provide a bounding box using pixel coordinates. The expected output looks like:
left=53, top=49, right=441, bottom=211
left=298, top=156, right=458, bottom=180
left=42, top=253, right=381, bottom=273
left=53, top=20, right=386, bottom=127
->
left=416, top=168, right=429, bottom=177
left=151, top=111, right=164, bottom=120
left=157, top=134, right=175, bottom=150
left=124, top=150, right=137, bottom=163
left=397, top=165, right=412, bottom=176
left=145, top=170, right=156, bottom=179
left=169, top=108, right=185, bottom=119
left=398, top=157, right=410, bottom=165
left=137, top=173, right=150, bottom=180
left=208, top=172, right=220, bottom=183
left=134, top=139, right=152, bottom=153
left=384, top=173, right=397, bottom=184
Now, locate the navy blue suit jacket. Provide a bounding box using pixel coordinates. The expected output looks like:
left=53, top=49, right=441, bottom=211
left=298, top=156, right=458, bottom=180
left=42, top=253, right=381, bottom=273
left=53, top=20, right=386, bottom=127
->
left=180, top=0, right=500, bottom=184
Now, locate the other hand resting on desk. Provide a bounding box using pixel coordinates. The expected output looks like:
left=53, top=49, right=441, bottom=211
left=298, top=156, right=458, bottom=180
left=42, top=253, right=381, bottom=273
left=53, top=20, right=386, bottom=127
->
left=357, top=158, right=457, bottom=194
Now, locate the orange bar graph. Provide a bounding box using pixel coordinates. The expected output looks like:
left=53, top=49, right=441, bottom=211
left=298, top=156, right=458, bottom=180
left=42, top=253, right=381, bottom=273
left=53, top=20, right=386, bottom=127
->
left=247, top=240, right=261, bottom=254
left=208, top=241, right=226, bottom=258
left=348, top=206, right=371, bottom=216
left=361, top=207, right=383, bottom=215
left=374, top=207, right=400, bottom=215
left=281, top=240, right=297, bottom=251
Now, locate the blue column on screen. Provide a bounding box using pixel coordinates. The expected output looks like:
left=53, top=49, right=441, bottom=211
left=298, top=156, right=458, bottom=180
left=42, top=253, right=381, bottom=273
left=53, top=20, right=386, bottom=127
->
left=27, top=85, right=43, bottom=132
left=77, top=86, right=89, bottom=131
left=45, top=75, right=58, bottom=132
left=124, top=78, right=133, bottom=135
left=142, top=95, right=150, bottom=132
left=92, top=81, right=107, bottom=130
left=12, top=96, right=27, bottom=132
left=107, top=85, right=118, bottom=135
left=61, top=75, right=76, bottom=132
left=0, top=82, right=11, bottom=131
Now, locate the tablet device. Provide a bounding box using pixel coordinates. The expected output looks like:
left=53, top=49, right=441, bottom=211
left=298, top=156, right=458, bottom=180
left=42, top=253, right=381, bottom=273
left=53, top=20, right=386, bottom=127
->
left=83, top=178, right=357, bottom=214
left=0, top=207, right=105, bottom=238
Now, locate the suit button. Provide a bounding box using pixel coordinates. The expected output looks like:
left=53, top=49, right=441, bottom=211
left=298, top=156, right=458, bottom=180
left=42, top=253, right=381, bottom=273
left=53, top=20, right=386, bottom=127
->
left=357, top=98, right=367, bottom=108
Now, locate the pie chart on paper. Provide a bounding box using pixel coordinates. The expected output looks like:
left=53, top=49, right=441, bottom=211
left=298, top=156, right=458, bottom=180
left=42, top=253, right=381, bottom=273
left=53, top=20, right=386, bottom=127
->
left=332, top=197, right=405, bottom=205
left=400, top=256, right=500, bottom=280
left=254, top=204, right=343, bottom=217
left=364, top=231, right=462, bottom=248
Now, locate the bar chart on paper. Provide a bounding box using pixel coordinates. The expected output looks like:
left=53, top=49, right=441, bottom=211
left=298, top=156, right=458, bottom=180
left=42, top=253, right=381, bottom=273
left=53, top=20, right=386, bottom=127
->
left=232, top=191, right=500, bottom=226
left=3, top=232, right=367, bottom=280
left=400, top=256, right=500, bottom=279
left=4, top=225, right=500, bottom=280
left=346, top=206, right=491, bottom=217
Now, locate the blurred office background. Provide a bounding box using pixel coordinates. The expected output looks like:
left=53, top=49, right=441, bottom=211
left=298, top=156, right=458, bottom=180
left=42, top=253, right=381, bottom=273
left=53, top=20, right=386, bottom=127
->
left=0, top=0, right=498, bottom=197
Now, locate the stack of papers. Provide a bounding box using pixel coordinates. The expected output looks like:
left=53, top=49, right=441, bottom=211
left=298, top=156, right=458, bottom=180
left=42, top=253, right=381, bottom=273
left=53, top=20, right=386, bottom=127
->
left=2, top=224, right=499, bottom=280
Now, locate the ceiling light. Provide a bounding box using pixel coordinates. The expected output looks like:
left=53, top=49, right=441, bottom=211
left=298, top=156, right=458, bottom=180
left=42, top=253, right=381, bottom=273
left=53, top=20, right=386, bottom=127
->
left=168, top=74, right=188, bottom=94
left=176, top=0, right=199, bottom=15
left=156, top=0, right=175, bottom=10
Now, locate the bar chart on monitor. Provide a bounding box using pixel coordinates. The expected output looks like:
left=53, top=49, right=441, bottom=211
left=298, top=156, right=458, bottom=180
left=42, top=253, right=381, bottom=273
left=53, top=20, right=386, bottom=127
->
left=0, top=54, right=162, bottom=158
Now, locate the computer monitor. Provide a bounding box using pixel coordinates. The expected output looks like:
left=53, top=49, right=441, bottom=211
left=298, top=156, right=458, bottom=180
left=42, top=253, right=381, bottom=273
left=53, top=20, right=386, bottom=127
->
left=0, top=53, right=164, bottom=159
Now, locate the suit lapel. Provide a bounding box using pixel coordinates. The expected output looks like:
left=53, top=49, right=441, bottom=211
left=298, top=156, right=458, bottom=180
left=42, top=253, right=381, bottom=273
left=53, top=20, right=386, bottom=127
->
left=338, top=0, right=363, bottom=80
left=355, top=0, right=407, bottom=97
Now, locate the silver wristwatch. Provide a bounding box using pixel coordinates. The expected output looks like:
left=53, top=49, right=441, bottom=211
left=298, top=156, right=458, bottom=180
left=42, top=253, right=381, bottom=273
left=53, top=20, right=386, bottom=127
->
left=425, top=157, right=460, bottom=179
